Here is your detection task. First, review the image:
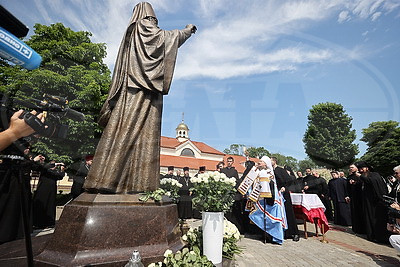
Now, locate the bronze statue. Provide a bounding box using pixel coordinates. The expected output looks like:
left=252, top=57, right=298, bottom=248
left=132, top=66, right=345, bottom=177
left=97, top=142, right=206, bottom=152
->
left=84, top=2, right=196, bottom=194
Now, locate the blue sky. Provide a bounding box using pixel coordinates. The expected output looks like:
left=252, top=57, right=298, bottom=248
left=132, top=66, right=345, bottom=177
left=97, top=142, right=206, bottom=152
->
left=2, top=0, right=400, bottom=160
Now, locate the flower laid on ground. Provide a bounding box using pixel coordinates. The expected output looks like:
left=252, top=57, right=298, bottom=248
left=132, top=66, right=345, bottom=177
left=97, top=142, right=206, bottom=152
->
left=182, top=219, right=242, bottom=260
left=190, top=171, right=236, bottom=212
left=222, top=219, right=243, bottom=259
left=147, top=248, right=213, bottom=267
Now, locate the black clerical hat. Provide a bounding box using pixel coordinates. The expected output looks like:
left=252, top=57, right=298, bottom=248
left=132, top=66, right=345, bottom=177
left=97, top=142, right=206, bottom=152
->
left=199, top=166, right=206, bottom=172
left=183, top=167, right=189, bottom=171
left=168, top=166, right=174, bottom=171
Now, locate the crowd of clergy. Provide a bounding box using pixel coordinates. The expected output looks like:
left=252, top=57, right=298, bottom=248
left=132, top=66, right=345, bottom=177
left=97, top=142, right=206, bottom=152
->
left=162, top=158, right=400, bottom=248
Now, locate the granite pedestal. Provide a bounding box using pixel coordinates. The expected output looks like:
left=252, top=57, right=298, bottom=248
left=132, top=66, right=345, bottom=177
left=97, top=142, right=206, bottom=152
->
left=34, top=193, right=184, bottom=266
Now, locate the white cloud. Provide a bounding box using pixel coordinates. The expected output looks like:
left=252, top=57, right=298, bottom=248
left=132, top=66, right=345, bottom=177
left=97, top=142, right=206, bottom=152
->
left=28, top=0, right=400, bottom=80
left=338, top=10, right=351, bottom=23
left=371, top=11, right=382, bottom=21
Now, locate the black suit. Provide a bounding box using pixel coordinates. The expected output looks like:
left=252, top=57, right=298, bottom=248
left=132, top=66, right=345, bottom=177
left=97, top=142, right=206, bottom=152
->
left=274, top=166, right=299, bottom=238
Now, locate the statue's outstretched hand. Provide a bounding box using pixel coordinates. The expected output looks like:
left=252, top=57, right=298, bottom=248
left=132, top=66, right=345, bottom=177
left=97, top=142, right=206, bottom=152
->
left=186, top=24, right=197, bottom=34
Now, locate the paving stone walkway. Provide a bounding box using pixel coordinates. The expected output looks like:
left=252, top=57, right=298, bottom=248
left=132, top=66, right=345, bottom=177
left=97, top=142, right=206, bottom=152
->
left=234, top=223, right=400, bottom=267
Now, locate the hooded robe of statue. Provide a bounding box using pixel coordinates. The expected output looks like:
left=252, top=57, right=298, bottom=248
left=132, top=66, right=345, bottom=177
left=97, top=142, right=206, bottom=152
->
left=84, top=2, right=194, bottom=193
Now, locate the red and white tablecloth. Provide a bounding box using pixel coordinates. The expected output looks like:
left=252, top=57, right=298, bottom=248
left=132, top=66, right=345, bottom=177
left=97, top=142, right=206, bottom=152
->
left=290, top=193, right=329, bottom=233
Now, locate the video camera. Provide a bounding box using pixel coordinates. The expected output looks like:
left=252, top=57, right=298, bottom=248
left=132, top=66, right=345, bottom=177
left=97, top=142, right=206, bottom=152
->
left=383, top=195, right=400, bottom=224
left=1, top=94, right=85, bottom=139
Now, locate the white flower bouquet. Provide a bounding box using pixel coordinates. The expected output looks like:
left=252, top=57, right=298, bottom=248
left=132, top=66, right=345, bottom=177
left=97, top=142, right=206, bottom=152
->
left=159, top=178, right=182, bottom=202
left=190, top=171, right=236, bottom=212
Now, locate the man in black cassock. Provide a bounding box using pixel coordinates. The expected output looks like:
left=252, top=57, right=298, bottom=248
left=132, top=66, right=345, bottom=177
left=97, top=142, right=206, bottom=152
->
left=271, top=157, right=299, bottom=241
left=163, top=166, right=176, bottom=179
left=71, top=155, right=93, bottom=199
left=0, top=140, right=34, bottom=244
left=347, top=164, right=365, bottom=234
left=221, top=157, right=245, bottom=233
left=176, top=167, right=193, bottom=219
left=302, top=168, right=319, bottom=194
left=328, top=171, right=351, bottom=226
left=355, top=161, right=390, bottom=243
left=32, top=161, right=65, bottom=228
left=312, top=170, right=333, bottom=221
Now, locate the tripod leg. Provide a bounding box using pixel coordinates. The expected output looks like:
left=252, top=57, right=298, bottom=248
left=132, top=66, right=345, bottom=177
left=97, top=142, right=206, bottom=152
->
left=18, top=169, right=34, bottom=267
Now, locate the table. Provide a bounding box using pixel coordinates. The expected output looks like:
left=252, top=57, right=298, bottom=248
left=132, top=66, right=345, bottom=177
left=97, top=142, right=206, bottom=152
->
left=290, top=193, right=329, bottom=241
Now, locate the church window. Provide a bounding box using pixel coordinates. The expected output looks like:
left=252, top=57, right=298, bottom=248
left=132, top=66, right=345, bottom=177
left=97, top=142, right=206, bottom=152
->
left=181, top=148, right=195, bottom=157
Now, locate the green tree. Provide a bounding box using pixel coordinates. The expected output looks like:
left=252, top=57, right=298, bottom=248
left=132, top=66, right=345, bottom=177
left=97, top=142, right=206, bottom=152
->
left=297, top=158, right=317, bottom=172
left=303, top=102, right=359, bottom=170
left=246, top=146, right=270, bottom=158
left=0, top=23, right=111, bottom=163
left=360, top=121, right=400, bottom=177
left=270, top=153, right=298, bottom=170
left=223, top=144, right=246, bottom=156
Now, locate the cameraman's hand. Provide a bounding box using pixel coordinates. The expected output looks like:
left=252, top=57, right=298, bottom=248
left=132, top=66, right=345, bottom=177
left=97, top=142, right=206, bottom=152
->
left=10, top=110, right=44, bottom=138
left=391, top=202, right=400, bottom=211
left=0, top=110, right=44, bottom=152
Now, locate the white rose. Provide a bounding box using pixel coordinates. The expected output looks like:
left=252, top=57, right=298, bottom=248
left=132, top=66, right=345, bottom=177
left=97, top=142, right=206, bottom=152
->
left=198, top=173, right=205, bottom=179
left=163, top=249, right=173, bottom=257
left=181, top=234, right=188, bottom=241
left=220, top=172, right=227, bottom=179
left=148, top=263, right=156, bottom=267
left=165, top=192, right=171, bottom=196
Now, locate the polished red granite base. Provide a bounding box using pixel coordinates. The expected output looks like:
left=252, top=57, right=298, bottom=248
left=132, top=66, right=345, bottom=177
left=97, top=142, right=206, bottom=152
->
left=34, top=193, right=184, bottom=266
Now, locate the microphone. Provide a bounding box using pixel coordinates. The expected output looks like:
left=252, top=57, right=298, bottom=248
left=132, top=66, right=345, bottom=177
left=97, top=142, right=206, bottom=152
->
left=0, top=26, right=42, bottom=70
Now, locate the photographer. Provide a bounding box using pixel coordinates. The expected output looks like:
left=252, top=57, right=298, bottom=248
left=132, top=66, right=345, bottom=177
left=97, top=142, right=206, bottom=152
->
left=0, top=110, right=44, bottom=152
left=388, top=165, right=400, bottom=251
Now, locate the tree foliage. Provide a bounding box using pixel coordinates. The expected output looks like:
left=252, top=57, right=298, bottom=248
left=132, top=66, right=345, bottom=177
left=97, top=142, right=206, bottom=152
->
left=246, top=146, right=270, bottom=159
left=0, top=23, right=111, bottom=163
left=360, top=121, right=400, bottom=177
left=297, top=158, right=317, bottom=172
left=303, top=102, right=359, bottom=170
left=223, top=144, right=246, bottom=156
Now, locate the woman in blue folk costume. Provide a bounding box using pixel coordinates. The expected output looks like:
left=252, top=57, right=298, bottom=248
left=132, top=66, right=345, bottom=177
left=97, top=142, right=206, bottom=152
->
left=238, top=156, right=287, bottom=244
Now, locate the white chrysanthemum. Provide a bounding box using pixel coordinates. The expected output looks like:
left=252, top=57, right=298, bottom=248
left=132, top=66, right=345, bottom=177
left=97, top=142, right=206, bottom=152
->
left=181, top=234, right=188, bottom=241
left=177, top=183, right=183, bottom=188
left=234, top=232, right=240, bottom=240
left=198, top=173, right=205, bottom=179
left=165, top=192, right=171, bottom=196
left=163, top=249, right=173, bottom=257
left=189, top=250, right=196, bottom=255
left=220, top=172, right=227, bottom=179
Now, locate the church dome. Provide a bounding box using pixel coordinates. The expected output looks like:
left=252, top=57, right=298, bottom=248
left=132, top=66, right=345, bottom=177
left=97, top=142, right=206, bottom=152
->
left=176, top=123, right=189, bottom=131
